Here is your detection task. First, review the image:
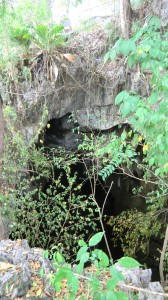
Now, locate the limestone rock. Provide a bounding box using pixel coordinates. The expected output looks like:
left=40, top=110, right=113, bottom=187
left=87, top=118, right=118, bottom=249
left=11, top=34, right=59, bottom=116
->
left=0, top=240, right=166, bottom=299
left=115, top=263, right=165, bottom=300
left=0, top=240, right=54, bottom=299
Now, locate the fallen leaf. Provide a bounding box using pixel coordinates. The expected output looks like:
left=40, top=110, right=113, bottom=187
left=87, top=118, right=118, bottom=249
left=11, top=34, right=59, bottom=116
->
left=61, top=63, right=67, bottom=68
left=0, top=262, right=13, bottom=271
left=6, top=243, right=13, bottom=248
left=63, top=53, right=75, bottom=62
left=36, top=288, right=42, bottom=296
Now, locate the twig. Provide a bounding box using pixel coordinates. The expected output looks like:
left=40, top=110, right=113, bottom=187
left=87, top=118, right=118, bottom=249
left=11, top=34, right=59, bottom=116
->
left=117, top=283, right=168, bottom=298
left=73, top=272, right=168, bottom=298
left=82, top=158, right=113, bottom=262
left=101, top=180, right=113, bottom=217
left=118, top=166, right=158, bottom=185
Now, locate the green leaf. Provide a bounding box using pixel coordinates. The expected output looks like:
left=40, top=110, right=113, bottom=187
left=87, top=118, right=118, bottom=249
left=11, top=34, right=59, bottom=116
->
left=162, top=78, right=168, bottom=87
left=121, top=131, right=127, bottom=141
left=55, top=267, right=72, bottom=281
left=53, top=280, right=61, bottom=293
left=68, top=275, right=79, bottom=295
left=56, top=252, right=64, bottom=263
left=76, top=262, right=84, bottom=274
left=35, top=24, right=47, bottom=38
left=114, top=290, right=129, bottom=300
left=23, top=33, right=31, bottom=40
left=120, top=101, right=132, bottom=117
left=68, top=292, right=76, bottom=300
left=93, top=292, right=105, bottom=300
left=155, top=168, right=161, bottom=176
left=118, top=257, right=142, bottom=268
left=106, top=278, right=118, bottom=290
left=128, top=53, right=137, bottom=67
left=79, top=252, right=90, bottom=264
left=149, top=157, right=155, bottom=166
left=91, top=276, right=101, bottom=292
left=159, top=142, right=164, bottom=152
left=106, top=291, right=117, bottom=300
left=76, top=246, right=88, bottom=261
left=130, top=96, right=139, bottom=111
left=104, top=51, right=110, bottom=63
left=51, top=24, right=64, bottom=35
left=115, top=91, right=130, bottom=105
left=143, top=45, right=151, bottom=52
left=104, top=49, right=117, bottom=62
left=148, top=92, right=159, bottom=104
left=40, top=268, right=44, bottom=278
left=120, top=39, right=136, bottom=55
left=78, top=240, right=87, bottom=247
left=92, top=249, right=109, bottom=267
left=110, top=49, right=117, bottom=61
left=43, top=250, right=49, bottom=258
left=110, top=266, right=124, bottom=281
left=89, top=232, right=104, bottom=247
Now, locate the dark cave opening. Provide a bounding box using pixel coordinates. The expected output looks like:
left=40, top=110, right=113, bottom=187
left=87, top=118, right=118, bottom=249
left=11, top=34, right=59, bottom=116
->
left=37, top=115, right=143, bottom=257
left=22, top=113, right=161, bottom=280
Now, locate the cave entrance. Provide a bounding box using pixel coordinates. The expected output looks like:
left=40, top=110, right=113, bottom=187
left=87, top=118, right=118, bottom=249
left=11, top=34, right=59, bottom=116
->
left=7, top=113, right=161, bottom=280
left=35, top=114, right=146, bottom=261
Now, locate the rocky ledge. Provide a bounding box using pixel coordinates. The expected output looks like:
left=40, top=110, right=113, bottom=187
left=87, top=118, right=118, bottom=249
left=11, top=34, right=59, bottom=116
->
left=0, top=239, right=54, bottom=299
left=0, top=239, right=165, bottom=299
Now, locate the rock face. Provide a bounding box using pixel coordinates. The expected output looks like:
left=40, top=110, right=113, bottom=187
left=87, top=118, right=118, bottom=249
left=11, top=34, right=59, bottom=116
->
left=0, top=240, right=165, bottom=300
left=0, top=97, right=7, bottom=240
left=0, top=97, right=4, bottom=158
left=0, top=239, right=54, bottom=299
left=1, top=2, right=167, bottom=141
left=115, top=263, right=165, bottom=300
left=0, top=6, right=167, bottom=295
left=7, top=29, right=147, bottom=143
left=6, top=0, right=166, bottom=142
left=0, top=214, right=7, bottom=240
left=43, top=113, right=81, bottom=150
left=150, top=0, right=168, bottom=26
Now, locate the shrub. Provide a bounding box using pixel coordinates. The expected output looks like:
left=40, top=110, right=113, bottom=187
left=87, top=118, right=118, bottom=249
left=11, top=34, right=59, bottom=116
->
left=42, top=232, right=141, bottom=300
left=0, top=109, right=99, bottom=258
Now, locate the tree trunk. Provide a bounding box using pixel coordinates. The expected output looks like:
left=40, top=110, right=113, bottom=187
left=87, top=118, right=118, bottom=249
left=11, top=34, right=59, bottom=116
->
left=120, top=0, right=132, bottom=39
left=0, top=97, right=7, bottom=239
left=159, top=225, right=168, bottom=287
left=0, top=98, right=4, bottom=157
